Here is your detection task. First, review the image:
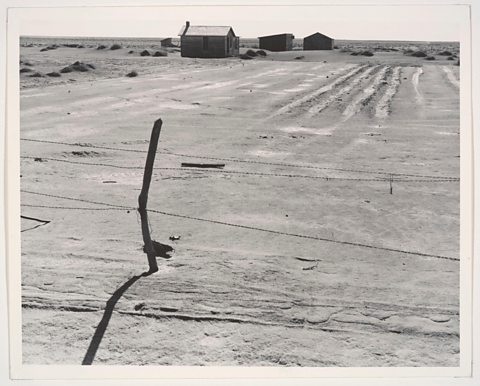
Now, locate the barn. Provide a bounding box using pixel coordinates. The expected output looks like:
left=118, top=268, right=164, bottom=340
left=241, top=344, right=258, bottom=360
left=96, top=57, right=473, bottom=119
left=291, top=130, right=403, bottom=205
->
left=303, top=32, right=334, bottom=50
left=258, top=33, right=294, bottom=52
left=178, top=21, right=239, bottom=58
left=161, top=38, right=174, bottom=47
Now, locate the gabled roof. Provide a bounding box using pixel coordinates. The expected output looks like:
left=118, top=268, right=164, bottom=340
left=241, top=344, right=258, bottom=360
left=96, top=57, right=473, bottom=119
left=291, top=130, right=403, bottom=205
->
left=178, top=25, right=236, bottom=37
left=304, top=32, right=333, bottom=40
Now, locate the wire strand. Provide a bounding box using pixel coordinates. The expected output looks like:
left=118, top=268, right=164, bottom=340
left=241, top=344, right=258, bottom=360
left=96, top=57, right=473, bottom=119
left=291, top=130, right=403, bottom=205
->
left=20, top=190, right=459, bottom=262
left=20, top=156, right=459, bottom=183
left=20, top=138, right=459, bottom=180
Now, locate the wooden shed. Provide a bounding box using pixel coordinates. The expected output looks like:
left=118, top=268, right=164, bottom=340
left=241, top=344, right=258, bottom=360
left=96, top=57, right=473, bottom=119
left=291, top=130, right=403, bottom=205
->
left=303, top=32, right=333, bottom=50
left=178, top=21, right=239, bottom=58
left=258, top=33, right=294, bottom=52
left=161, top=38, right=174, bottom=47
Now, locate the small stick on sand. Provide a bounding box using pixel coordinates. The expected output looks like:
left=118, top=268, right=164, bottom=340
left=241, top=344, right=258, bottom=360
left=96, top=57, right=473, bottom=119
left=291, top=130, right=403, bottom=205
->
left=138, top=118, right=163, bottom=273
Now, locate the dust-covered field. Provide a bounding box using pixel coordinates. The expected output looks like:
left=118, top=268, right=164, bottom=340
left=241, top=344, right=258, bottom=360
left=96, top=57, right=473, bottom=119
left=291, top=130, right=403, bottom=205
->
left=20, top=37, right=460, bottom=366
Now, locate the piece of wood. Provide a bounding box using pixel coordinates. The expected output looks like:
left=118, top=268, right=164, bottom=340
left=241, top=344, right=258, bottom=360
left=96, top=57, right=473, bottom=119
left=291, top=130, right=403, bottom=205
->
left=181, top=162, right=225, bottom=169
left=138, top=118, right=163, bottom=273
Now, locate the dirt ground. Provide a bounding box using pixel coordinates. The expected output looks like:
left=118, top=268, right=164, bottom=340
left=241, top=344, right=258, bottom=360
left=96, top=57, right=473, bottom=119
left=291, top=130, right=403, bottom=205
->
left=20, top=38, right=460, bottom=366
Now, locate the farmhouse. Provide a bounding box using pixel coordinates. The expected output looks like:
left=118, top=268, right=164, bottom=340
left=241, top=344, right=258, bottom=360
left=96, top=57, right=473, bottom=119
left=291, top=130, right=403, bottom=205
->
left=303, top=32, right=334, bottom=50
left=161, top=38, right=174, bottom=47
left=258, top=33, right=294, bottom=52
left=178, top=21, right=239, bottom=58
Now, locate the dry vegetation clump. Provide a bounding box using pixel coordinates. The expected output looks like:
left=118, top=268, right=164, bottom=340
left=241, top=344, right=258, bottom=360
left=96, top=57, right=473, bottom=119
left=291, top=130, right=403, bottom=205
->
left=110, top=44, right=122, bottom=50
left=128, top=50, right=134, bottom=54
left=63, top=43, right=81, bottom=48
left=20, top=68, right=33, bottom=73
left=351, top=50, right=374, bottom=57
left=256, top=50, right=267, bottom=56
left=425, top=56, right=436, bottom=61
left=246, top=49, right=258, bottom=57
left=40, top=45, right=58, bottom=52
left=29, top=72, right=44, bottom=77
left=46, top=72, right=61, bottom=77
left=97, top=45, right=107, bottom=50
left=60, top=61, right=95, bottom=73
left=438, top=50, right=453, bottom=56
left=140, top=50, right=151, bottom=56
left=239, top=54, right=254, bottom=60
left=126, top=70, right=138, bottom=77
left=20, top=61, right=33, bottom=66
left=295, top=55, right=305, bottom=60
left=409, top=51, right=427, bottom=57
left=153, top=51, right=168, bottom=57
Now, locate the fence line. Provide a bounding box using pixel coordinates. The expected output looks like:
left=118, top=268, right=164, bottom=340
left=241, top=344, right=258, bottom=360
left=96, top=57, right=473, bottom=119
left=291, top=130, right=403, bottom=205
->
left=21, top=190, right=459, bottom=262
left=20, top=156, right=459, bottom=183
left=20, top=138, right=459, bottom=180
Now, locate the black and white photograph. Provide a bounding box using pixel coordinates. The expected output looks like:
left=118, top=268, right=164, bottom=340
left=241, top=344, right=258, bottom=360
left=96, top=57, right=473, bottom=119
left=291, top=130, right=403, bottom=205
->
left=3, top=0, right=477, bottom=380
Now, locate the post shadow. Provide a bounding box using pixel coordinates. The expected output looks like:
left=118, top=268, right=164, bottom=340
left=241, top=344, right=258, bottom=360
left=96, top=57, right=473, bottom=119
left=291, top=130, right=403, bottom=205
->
left=81, top=271, right=152, bottom=365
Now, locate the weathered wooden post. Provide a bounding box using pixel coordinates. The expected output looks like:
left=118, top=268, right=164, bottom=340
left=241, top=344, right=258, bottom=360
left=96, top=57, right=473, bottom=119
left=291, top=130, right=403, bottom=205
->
left=138, top=118, right=162, bottom=273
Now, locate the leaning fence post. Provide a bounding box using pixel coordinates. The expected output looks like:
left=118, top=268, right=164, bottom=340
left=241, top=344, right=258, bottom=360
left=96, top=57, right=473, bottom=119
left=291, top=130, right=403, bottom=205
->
left=138, top=118, right=162, bottom=273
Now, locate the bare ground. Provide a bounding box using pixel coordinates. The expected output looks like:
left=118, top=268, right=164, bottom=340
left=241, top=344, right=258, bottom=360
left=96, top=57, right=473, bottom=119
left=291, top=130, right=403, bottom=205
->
left=20, top=40, right=460, bottom=366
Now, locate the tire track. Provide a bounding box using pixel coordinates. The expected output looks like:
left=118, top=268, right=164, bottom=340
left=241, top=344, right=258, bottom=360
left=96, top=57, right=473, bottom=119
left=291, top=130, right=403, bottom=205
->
left=375, top=66, right=402, bottom=119
left=342, top=66, right=390, bottom=121
left=307, top=65, right=379, bottom=116
left=412, top=67, right=424, bottom=103
left=267, top=64, right=364, bottom=119
left=442, top=66, right=459, bottom=89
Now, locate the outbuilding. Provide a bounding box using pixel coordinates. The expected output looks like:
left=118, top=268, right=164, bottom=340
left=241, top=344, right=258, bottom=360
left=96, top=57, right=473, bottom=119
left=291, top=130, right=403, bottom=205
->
left=178, top=21, right=239, bottom=58
left=258, top=33, right=294, bottom=52
left=303, top=32, right=334, bottom=50
left=161, top=38, right=174, bottom=47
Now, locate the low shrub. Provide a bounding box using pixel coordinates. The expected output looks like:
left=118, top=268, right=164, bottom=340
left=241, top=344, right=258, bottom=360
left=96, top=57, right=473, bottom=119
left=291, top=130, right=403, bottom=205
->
left=239, top=54, right=253, bottom=60
left=153, top=51, right=167, bottom=57
left=46, top=72, right=61, bottom=77
left=97, top=45, right=107, bottom=50
left=447, top=56, right=455, bottom=61
left=20, top=68, right=33, bottom=73
left=140, top=50, right=151, bottom=56
left=126, top=71, right=138, bottom=77
left=294, top=55, right=305, bottom=60
left=29, top=72, right=43, bottom=77
left=110, top=44, right=122, bottom=50
left=410, top=51, right=427, bottom=57
left=256, top=50, right=267, bottom=56
left=60, top=61, right=94, bottom=73
left=246, top=49, right=257, bottom=57
left=59, top=66, right=73, bottom=73
left=438, top=50, right=452, bottom=56
left=425, top=56, right=435, bottom=60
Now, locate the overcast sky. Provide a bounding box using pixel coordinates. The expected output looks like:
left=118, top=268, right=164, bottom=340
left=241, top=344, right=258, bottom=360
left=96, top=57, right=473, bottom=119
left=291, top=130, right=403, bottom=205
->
left=16, top=5, right=466, bottom=41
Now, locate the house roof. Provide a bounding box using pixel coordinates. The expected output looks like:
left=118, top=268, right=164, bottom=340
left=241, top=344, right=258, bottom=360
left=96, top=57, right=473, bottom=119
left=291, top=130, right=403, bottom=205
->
left=178, top=25, right=235, bottom=37
left=258, top=33, right=294, bottom=39
left=304, top=32, right=333, bottom=40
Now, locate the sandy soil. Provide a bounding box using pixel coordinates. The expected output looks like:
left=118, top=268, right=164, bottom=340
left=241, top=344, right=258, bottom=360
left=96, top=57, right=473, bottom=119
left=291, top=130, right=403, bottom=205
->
left=20, top=39, right=460, bottom=366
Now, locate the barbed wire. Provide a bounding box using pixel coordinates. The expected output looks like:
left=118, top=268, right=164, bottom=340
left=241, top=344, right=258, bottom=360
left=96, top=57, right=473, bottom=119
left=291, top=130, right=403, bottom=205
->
left=20, top=138, right=459, bottom=180
left=21, top=190, right=459, bottom=262
left=20, top=156, right=459, bottom=183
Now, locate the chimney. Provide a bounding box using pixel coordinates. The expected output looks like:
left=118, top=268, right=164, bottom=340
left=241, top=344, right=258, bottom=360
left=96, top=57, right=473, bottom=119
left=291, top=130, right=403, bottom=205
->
left=186, top=21, right=190, bottom=30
